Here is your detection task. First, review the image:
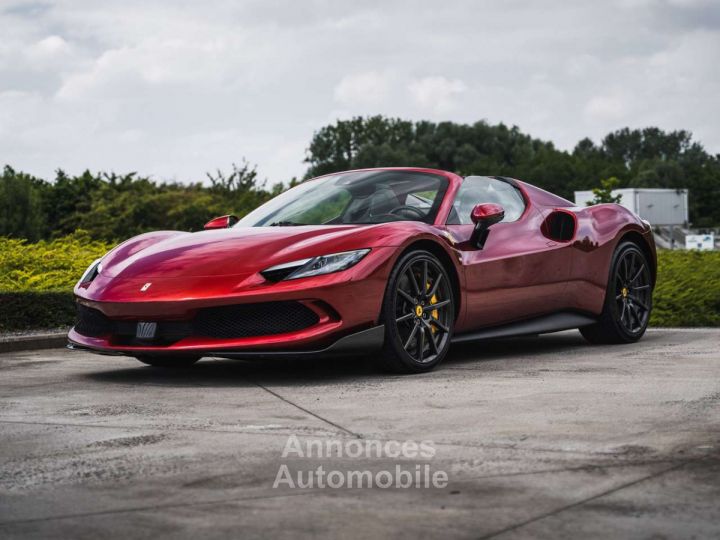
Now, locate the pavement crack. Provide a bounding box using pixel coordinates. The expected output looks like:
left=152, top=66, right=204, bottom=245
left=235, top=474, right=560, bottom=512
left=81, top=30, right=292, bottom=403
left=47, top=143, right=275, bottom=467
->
left=0, top=490, right=318, bottom=527
left=251, top=381, right=362, bottom=439
left=477, top=459, right=693, bottom=539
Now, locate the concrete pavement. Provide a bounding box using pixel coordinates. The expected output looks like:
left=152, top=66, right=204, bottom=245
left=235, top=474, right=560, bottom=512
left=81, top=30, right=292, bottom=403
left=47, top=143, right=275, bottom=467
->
left=1, top=329, right=719, bottom=539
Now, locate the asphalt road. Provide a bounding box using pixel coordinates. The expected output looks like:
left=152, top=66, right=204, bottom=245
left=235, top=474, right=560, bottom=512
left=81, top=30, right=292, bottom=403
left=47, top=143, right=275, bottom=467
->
left=1, top=329, right=719, bottom=539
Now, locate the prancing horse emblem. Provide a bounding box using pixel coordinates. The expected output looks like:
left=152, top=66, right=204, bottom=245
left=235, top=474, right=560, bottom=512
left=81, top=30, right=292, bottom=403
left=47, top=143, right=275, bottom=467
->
left=140, top=282, right=152, bottom=292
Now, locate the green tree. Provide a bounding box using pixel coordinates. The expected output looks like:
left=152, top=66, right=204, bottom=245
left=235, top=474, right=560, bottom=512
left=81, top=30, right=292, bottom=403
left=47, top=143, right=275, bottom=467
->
left=42, top=169, right=103, bottom=237
left=0, top=160, right=278, bottom=242
left=304, top=117, right=720, bottom=225
left=587, top=177, right=623, bottom=205
left=0, top=166, right=47, bottom=241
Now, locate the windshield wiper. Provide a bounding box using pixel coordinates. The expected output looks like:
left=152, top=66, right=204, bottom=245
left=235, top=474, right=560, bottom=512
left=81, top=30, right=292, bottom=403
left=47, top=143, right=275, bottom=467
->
left=268, top=220, right=303, bottom=226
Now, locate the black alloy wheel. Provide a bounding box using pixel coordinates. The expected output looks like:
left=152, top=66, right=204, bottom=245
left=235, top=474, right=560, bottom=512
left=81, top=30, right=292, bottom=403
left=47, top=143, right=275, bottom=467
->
left=379, top=250, right=454, bottom=373
left=614, top=247, right=652, bottom=334
left=581, top=242, right=653, bottom=344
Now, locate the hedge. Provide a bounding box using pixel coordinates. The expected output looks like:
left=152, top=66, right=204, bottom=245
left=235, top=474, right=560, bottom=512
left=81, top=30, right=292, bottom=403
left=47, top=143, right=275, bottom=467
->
left=0, top=291, right=75, bottom=331
left=652, top=249, right=720, bottom=326
left=1, top=235, right=719, bottom=330
left=0, top=233, right=112, bottom=331
left=0, top=232, right=113, bottom=292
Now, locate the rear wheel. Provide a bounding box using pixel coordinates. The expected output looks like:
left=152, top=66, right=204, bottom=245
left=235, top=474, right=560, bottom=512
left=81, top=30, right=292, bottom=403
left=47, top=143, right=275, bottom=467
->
left=135, top=356, right=201, bottom=368
left=581, top=242, right=652, bottom=344
left=378, top=250, right=455, bottom=373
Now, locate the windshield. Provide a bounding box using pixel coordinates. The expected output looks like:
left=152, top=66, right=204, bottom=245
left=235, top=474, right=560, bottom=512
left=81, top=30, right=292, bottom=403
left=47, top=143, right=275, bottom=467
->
left=236, top=170, right=448, bottom=227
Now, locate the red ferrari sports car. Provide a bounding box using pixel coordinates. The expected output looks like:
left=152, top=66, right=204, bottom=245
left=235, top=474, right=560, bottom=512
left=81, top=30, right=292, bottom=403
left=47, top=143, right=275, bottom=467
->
left=69, top=167, right=656, bottom=373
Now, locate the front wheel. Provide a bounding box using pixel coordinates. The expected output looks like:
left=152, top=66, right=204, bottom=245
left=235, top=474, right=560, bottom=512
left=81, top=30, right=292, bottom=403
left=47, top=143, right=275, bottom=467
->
left=135, top=356, right=201, bottom=368
left=378, top=250, right=455, bottom=373
left=581, top=241, right=653, bottom=344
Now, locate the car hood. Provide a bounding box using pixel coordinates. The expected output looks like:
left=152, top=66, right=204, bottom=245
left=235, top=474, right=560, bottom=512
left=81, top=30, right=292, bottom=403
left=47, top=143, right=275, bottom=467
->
left=99, top=224, right=405, bottom=279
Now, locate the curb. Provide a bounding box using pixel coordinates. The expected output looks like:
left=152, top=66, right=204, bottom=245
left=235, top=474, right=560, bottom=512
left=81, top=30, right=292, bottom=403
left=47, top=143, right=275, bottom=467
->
left=0, top=332, right=68, bottom=353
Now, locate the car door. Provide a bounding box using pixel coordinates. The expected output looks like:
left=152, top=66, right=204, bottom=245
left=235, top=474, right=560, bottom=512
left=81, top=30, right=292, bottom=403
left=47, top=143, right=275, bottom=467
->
left=445, top=177, right=572, bottom=330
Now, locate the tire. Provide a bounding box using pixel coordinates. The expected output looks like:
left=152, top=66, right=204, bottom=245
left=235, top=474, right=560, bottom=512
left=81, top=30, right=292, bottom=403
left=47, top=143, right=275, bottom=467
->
left=378, top=250, right=455, bottom=373
left=580, top=241, right=653, bottom=344
left=135, top=355, right=201, bottom=368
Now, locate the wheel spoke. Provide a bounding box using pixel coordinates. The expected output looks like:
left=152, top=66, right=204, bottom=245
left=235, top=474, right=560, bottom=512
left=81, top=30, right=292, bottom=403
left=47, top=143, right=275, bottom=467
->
left=407, top=267, right=421, bottom=296
left=629, top=304, right=642, bottom=331
left=403, top=323, right=419, bottom=351
left=428, top=273, right=443, bottom=298
left=629, top=295, right=649, bottom=311
left=429, top=318, right=449, bottom=334
left=422, top=320, right=439, bottom=354
left=615, top=293, right=624, bottom=300
left=398, top=288, right=415, bottom=304
left=630, top=264, right=645, bottom=284
left=634, top=284, right=650, bottom=290
left=424, top=299, right=450, bottom=311
left=418, top=325, right=425, bottom=362
left=620, top=302, right=627, bottom=324
left=422, top=261, right=428, bottom=294
left=396, top=312, right=415, bottom=323
left=627, top=254, right=636, bottom=281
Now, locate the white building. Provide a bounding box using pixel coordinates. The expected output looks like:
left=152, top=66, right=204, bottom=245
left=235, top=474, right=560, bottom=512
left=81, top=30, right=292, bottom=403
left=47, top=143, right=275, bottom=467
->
left=574, top=188, right=688, bottom=226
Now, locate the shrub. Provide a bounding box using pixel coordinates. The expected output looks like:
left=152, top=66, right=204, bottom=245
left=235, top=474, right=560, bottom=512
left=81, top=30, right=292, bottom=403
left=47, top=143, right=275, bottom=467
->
left=0, top=232, right=112, bottom=330
left=0, top=292, right=75, bottom=331
left=651, top=250, right=720, bottom=327
left=0, top=232, right=113, bottom=292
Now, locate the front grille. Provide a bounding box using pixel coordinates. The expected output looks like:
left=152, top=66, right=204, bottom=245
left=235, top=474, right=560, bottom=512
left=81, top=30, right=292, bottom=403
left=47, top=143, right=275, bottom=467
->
left=194, top=301, right=319, bottom=338
left=74, top=301, right=320, bottom=343
left=75, top=305, right=113, bottom=337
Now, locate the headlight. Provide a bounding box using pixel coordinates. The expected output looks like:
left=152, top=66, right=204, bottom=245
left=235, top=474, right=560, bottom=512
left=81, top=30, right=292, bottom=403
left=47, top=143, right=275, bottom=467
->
left=78, top=258, right=102, bottom=284
left=261, top=249, right=370, bottom=281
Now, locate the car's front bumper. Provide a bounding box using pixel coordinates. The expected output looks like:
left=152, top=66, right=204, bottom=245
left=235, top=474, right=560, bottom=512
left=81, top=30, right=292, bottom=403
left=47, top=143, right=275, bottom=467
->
left=68, top=246, right=396, bottom=358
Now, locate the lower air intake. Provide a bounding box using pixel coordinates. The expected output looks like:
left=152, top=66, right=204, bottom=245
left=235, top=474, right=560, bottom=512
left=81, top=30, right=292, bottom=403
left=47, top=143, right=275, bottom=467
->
left=75, top=305, right=112, bottom=337
left=193, top=301, right=319, bottom=339
left=74, top=301, right=320, bottom=342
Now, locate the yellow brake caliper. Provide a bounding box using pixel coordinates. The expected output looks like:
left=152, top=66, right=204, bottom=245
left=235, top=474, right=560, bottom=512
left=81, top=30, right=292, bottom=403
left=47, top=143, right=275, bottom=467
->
left=427, top=281, right=439, bottom=333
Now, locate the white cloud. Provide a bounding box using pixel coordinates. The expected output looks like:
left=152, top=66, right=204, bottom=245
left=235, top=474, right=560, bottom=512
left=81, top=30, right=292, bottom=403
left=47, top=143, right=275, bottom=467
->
left=408, top=76, right=467, bottom=114
left=333, top=71, right=391, bottom=106
left=32, top=35, right=68, bottom=56
left=584, top=93, right=628, bottom=122
left=0, top=0, right=718, bottom=183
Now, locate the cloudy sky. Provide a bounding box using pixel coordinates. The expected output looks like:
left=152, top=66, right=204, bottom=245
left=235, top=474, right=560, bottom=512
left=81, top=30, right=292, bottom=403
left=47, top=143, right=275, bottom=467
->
left=1, top=0, right=719, bottom=184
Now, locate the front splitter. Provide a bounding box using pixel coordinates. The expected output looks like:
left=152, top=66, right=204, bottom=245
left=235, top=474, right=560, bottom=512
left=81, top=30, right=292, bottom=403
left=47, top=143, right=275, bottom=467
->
left=67, top=325, right=386, bottom=359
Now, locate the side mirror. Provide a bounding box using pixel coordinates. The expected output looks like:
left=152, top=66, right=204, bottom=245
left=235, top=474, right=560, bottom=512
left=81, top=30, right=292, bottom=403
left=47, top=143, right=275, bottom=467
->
left=204, top=214, right=239, bottom=230
left=470, top=203, right=504, bottom=249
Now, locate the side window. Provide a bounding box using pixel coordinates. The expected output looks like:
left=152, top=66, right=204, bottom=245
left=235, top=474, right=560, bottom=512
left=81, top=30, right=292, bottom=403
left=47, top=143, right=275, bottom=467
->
left=447, top=177, right=526, bottom=225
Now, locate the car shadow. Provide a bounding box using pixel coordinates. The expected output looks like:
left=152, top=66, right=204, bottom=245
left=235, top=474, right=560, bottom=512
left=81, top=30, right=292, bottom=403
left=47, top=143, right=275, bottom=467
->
left=445, top=331, right=588, bottom=366
left=83, top=353, right=383, bottom=388
left=82, top=330, right=618, bottom=387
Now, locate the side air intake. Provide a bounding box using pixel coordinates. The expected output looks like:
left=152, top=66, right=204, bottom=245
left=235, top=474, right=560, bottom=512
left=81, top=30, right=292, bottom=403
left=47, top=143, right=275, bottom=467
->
left=541, top=210, right=576, bottom=242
